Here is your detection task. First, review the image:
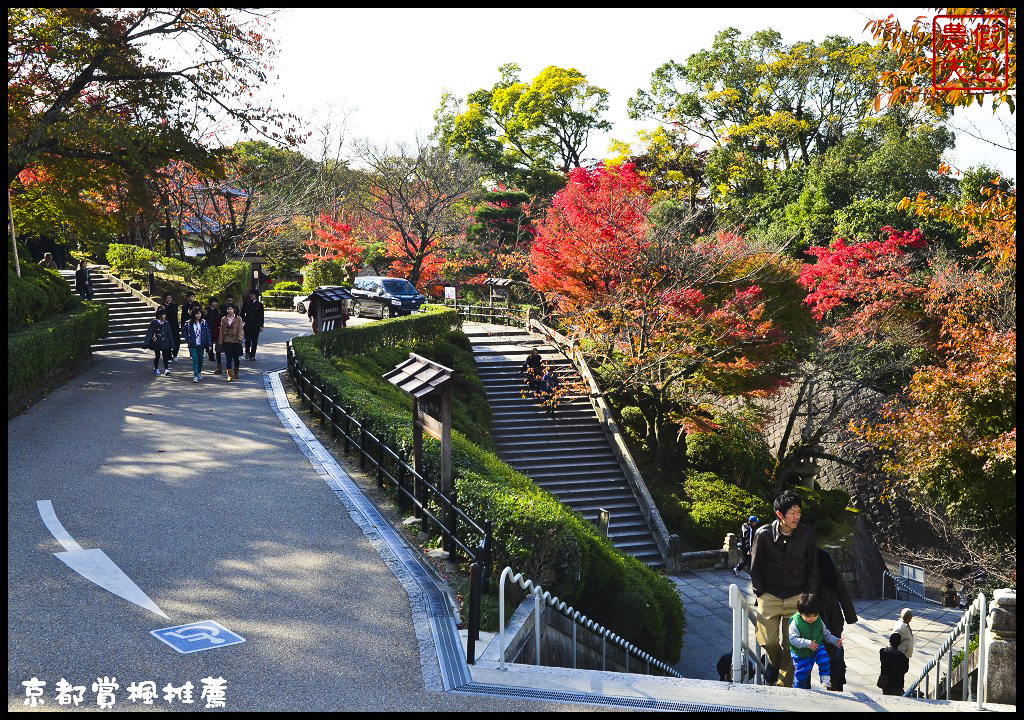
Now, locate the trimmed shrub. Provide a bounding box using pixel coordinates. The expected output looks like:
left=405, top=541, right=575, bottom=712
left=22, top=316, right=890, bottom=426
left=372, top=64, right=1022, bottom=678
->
left=302, top=259, right=346, bottom=291
left=107, top=243, right=159, bottom=282
left=273, top=280, right=302, bottom=292
left=290, top=313, right=685, bottom=663
left=314, top=305, right=459, bottom=357
left=260, top=292, right=294, bottom=309
left=8, top=263, right=78, bottom=330
left=197, top=261, right=250, bottom=300
left=156, top=256, right=198, bottom=285
left=8, top=301, right=108, bottom=414
left=682, top=471, right=772, bottom=550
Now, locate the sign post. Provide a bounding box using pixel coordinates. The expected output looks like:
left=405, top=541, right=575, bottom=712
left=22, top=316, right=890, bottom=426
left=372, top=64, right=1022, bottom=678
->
left=383, top=354, right=481, bottom=556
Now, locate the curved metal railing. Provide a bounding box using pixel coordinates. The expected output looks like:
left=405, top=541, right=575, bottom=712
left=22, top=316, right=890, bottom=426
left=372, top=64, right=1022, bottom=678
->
left=883, top=568, right=941, bottom=605
left=728, top=584, right=770, bottom=684
left=904, top=592, right=987, bottom=708
left=497, top=566, right=684, bottom=678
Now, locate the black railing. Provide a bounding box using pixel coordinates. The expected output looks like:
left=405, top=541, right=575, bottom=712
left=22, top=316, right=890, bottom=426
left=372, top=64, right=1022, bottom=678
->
left=286, top=341, right=492, bottom=665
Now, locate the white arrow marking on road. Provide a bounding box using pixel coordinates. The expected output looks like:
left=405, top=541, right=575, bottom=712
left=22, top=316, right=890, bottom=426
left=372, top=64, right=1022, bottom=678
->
left=36, top=500, right=169, bottom=618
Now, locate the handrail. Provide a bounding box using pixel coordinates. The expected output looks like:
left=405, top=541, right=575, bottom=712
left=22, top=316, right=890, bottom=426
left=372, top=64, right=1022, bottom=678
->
left=287, top=340, right=493, bottom=665
left=883, top=568, right=941, bottom=605
left=904, top=592, right=988, bottom=708
left=526, top=317, right=672, bottom=565
left=451, top=303, right=527, bottom=327
left=729, top=584, right=770, bottom=684
left=497, top=566, right=684, bottom=678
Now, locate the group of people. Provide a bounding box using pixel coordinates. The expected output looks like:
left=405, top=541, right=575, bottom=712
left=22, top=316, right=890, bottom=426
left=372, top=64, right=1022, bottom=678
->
left=143, top=289, right=265, bottom=383
left=734, top=489, right=919, bottom=695
left=519, top=348, right=562, bottom=416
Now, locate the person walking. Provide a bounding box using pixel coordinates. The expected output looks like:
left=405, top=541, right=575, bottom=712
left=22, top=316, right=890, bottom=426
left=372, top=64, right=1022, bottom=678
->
left=38, top=252, right=57, bottom=269
left=180, top=291, right=197, bottom=330
left=788, top=592, right=843, bottom=690
left=941, top=580, right=960, bottom=608
left=160, top=293, right=182, bottom=361
left=182, top=306, right=213, bottom=383
left=520, top=348, right=543, bottom=395
left=733, top=515, right=758, bottom=576
left=143, top=308, right=174, bottom=376
left=74, top=260, right=93, bottom=300
left=220, top=304, right=245, bottom=382
left=892, top=608, right=914, bottom=659
left=750, top=490, right=819, bottom=687
left=816, top=548, right=858, bottom=692
left=241, top=289, right=265, bottom=360
left=878, top=632, right=911, bottom=695
left=540, top=365, right=561, bottom=416
left=205, top=297, right=223, bottom=374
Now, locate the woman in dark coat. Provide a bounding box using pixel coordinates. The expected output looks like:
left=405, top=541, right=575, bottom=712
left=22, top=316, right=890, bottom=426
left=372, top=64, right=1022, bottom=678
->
left=817, top=548, right=858, bottom=691
left=143, top=308, right=174, bottom=375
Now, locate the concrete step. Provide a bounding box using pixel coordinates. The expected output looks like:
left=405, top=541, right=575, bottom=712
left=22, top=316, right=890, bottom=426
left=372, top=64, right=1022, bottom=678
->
left=470, top=329, right=664, bottom=568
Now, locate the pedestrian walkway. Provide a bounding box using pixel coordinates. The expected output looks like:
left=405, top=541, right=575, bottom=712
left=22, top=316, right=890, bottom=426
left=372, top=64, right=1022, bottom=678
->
left=670, top=568, right=966, bottom=694
left=6, top=311, right=597, bottom=712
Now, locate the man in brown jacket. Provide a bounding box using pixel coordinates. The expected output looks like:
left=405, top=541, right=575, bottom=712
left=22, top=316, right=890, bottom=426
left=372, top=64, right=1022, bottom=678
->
left=750, top=490, right=819, bottom=687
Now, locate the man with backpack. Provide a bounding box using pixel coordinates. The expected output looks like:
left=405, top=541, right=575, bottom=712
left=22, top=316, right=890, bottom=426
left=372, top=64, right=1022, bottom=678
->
left=733, top=515, right=758, bottom=576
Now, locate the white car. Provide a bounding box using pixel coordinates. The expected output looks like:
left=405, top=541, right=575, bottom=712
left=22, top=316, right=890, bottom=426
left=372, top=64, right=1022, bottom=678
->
left=293, top=286, right=345, bottom=314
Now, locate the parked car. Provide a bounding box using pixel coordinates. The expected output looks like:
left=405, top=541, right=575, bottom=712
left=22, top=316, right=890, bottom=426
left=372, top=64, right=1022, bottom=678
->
left=294, top=286, right=345, bottom=315
left=350, top=276, right=426, bottom=319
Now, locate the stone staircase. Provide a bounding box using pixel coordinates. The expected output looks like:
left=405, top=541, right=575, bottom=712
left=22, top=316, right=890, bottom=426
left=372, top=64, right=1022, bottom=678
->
left=465, top=323, right=664, bottom=568
left=60, top=270, right=155, bottom=351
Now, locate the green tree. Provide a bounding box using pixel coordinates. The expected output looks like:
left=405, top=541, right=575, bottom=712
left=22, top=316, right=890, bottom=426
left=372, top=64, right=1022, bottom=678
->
left=629, top=29, right=888, bottom=171
left=436, top=63, right=611, bottom=197
left=8, top=8, right=299, bottom=184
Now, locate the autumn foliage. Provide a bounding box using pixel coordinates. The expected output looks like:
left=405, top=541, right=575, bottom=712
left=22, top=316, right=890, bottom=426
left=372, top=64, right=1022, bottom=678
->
left=799, top=226, right=929, bottom=339
left=305, top=214, right=363, bottom=264
left=529, top=163, right=794, bottom=464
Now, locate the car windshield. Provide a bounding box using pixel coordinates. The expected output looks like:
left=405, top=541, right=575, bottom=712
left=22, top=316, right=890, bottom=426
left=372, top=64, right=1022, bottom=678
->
left=382, top=279, right=417, bottom=295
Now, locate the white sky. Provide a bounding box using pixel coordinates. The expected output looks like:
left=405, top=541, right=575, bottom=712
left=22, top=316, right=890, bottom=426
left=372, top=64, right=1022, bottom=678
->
left=260, top=7, right=1015, bottom=180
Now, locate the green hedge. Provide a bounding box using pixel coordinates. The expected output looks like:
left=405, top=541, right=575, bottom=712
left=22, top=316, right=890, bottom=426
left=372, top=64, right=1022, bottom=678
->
left=301, top=259, right=346, bottom=291
left=273, top=280, right=302, bottom=292
left=260, top=292, right=294, bottom=309
left=313, top=305, right=460, bottom=356
left=107, top=243, right=160, bottom=283
left=8, top=263, right=79, bottom=330
left=8, top=301, right=108, bottom=413
left=291, top=313, right=684, bottom=663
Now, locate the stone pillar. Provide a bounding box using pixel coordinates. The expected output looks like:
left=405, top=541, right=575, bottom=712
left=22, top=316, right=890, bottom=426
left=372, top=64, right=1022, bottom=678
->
left=666, top=534, right=685, bottom=574
left=724, top=532, right=739, bottom=568
left=984, top=588, right=1015, bottom=705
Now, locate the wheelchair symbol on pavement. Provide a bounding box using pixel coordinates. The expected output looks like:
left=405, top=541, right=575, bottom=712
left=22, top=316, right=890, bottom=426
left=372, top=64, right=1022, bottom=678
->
left=151, top=620, right=245, bottom=654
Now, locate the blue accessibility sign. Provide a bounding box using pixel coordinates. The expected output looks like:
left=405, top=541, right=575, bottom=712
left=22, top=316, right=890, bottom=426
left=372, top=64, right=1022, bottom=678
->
left=151, top=620, right=245, bottom=654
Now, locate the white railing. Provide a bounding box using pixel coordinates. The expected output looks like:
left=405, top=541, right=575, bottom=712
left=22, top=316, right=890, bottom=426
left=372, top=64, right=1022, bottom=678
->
left=497, top=566, right=684, bottom=678
left=883, top=568, right=940, bottom=605
left=729, top=584, right=770, bottom=684
left=905, top=592, right=987, bottom=708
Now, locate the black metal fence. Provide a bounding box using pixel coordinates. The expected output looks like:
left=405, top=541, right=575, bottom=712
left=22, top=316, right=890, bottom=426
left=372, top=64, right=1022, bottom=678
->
left=286, top=341, right=492, bottom=665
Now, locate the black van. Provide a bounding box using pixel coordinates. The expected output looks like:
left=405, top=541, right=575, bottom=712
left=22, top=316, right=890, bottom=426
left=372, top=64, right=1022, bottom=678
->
left=350, top=276, right=426, bottom=319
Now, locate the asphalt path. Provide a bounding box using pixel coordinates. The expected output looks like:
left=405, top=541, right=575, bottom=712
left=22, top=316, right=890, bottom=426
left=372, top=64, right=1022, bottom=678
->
left=8, top=310, right=598, bottom=712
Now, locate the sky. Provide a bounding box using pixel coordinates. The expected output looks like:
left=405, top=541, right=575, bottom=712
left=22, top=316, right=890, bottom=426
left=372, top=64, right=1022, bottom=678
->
left=259, top=7, right=1015, bottom=180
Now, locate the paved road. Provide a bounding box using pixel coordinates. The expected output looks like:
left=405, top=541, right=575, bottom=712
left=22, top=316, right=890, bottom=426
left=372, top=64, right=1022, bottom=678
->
left=7, top=311, right=600, bottom=712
